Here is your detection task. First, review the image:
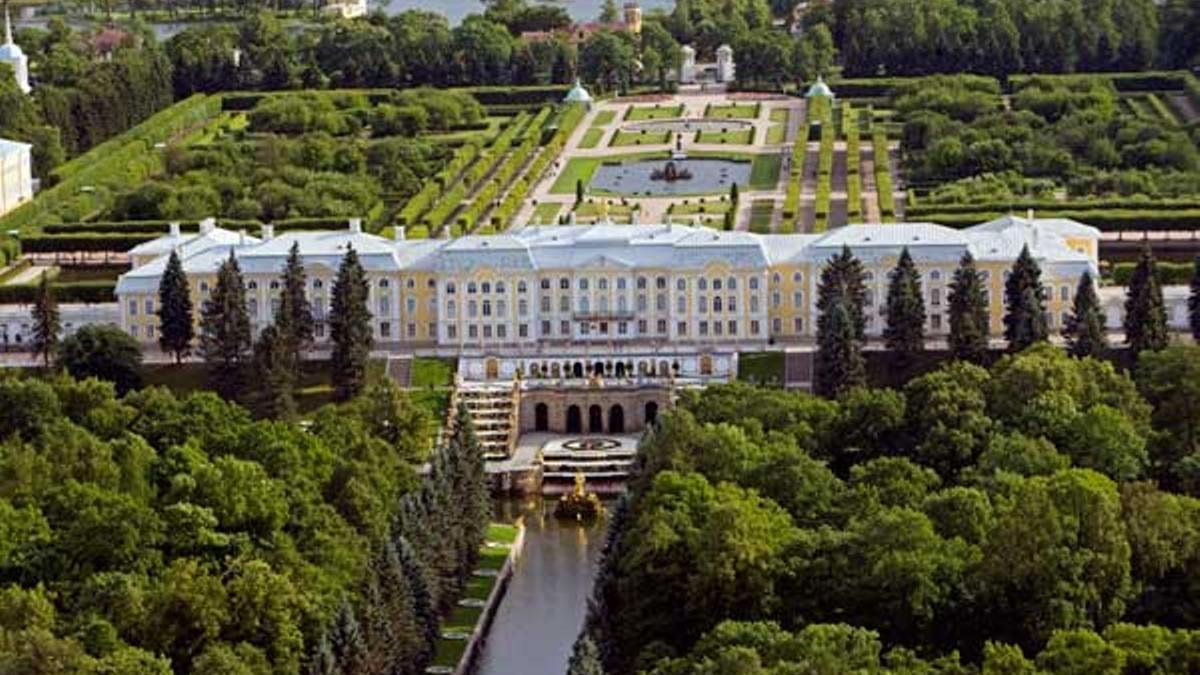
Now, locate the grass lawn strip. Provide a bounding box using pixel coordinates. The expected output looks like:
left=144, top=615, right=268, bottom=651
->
left=696, top=128, right=755, bottom=144
left=705, top=103, right=759, bottom=119
left=549, top=151, right=671, bottom=194
left=749, top=200, right=775, bottom=233
left=531, top=201, right=563, bottom=224
left=430, top=523, right=519, bottom=668
left=610, top=129, right=671, bottom=147
left=591, top=110, right=616, bottom=127
left=579, top=128, right=605, bottom=149
left=625, top=104, right=685, bottom=121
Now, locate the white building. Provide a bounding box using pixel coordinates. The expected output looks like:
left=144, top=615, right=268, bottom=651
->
left=322, top=0, right=367, bottom=19
left=716, top=44, right=735, bottom=84
left=0, top=137, right=32, bottom=217
left=0, top=8, right=29, bottom=94
left=680, top=45, right=696, bottom=84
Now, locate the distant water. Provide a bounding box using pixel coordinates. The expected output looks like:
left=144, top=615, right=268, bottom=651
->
left=16, top=0, right=674, bottom=35
left=378, top=0, right=674, bottom=24
left=472, top=496, right=608, bottom=675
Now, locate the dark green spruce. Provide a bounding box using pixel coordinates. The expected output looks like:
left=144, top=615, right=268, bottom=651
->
left=1003, top=244, right=1048, bottom=351
left=278, top=240, right=314, bottom=362
left=1189, top=255, right=1200, bottom=342
left=157, top=249, right=194, bottom=364
left=1125, top=244, right=1169, bottom=353
left=1063, top=270, right=1107, bottom=359
left=816, top=245, right=867, bottom=340
left=32, top=271, right=60, bottom=368
left=816, top=296, right=866, bottom=398
left=883, top=247, right=926, bottom=360
left=252, top=324, right=296, bottom=419
left=200, top=251, right=252, bottom=399
left=329, top=245, right=374, bottom=402
left=948, top=251, right=990, bottom=363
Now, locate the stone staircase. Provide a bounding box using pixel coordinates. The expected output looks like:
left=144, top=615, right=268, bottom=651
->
left=784, top=349, right=813, bottom=390
left=385, top=355, right=413, bottom=387
left=450, top=383, right=520, bottom=460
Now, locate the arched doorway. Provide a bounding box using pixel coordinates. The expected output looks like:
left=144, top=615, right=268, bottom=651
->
left=615, top=362, right=626, bottom=377
left=486, top=358, right=499, bottom=379
left=609, top=405, right=625, bottom=433
left=535, top=403, right=549, bottom=432
left=645, top=401, right=659, bottom=426
left=566, top=405, right=582, bottom=433
left=588, top=405, right=603, bottom=433
left=572, top=362, right=584, bottom=378
left=593, top=361, right=604, bottom=376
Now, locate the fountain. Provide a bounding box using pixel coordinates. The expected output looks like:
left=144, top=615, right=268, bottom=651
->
left=553, top=473, right=605, bottom=521
left=650, top=160, right=694, bottom=182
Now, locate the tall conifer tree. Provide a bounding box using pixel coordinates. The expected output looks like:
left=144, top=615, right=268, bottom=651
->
left=278, top=240, right=314, bottom=363
left=1003, top=244, right=1048, bottom=351
left=329, top=245, right=373, bottom=402
left=200, top=251, right=252, bottom=399
left=157, top=249, right=194, bottom=364
left=816, top=297, right=865, bottom=397
left=948, top=251, right=990, bottom=363
left=567, top=635, right=606, bottom=675
left=883, top=247, right=926, bottom=359
left=31, top=271, right=60, bottom=368
left=1125, top=244, right=1169, bottom=353
left=1189, top=255, right=1200, bottom=342
left=252, top=324, right=296, bottom=419
left=816, top=245, right=866, bottom=340
left=1063, top=270, right=1107, bottom=359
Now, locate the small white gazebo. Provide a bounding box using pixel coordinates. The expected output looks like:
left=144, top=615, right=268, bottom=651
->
left=563, top=79, right=594, bottom=109
left=804, top=75, right=835, bottom=100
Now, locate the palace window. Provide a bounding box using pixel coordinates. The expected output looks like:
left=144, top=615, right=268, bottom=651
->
left=128, top=300, right=138, bottom=316
left=407, top=298, right=416, bottom=314
left=560, top=277, right=570, bottom=290
left=446, top=281, right=456, bottom=294
left=379, top=279, right=389, bottom=288
left=518, top=299, right=528, bottom=316
left=541, top=320, right=551, bottom=335
left=497, top=301, right=507, bottom=317
left=637, top=295, right=647, bottom=311
left=560, top=320, right=569, bottom=335
left=657, top=319, right=667, bottom=333
left=792, top=272, right=802, bottom=283
left=657, top=294, right=667, bottom=311
left=541, top=279, right=551, bottom=290
left=408, top=323, right=416, bottom=338
left=677, top=296, right=687, bottom=313
left=713, top=279, right=722, bottom=291
left=728, top=277, right=737, bottom=290
left=657, top=277, right=667, bottom=289
left=468, top=301, right=478, bottom=318
left=751, top=320, right=760, bottom=335
left=678, top=321, right=687, bottom=335
left=714, top=321, right=722, bottom=336
left=541, top=297, right=551, bottom=312
left=638, top=320, right=647, bottom=333
left=699, top=278, right=708, bottom=291
left=248, top=281, right=258, bottom=290
left=598, top=278, right=608, bottom=291
left=773, top=292, right=781, bottom=308
left=447, top=300, right=457, bottom=315
left=579, top=278, right=589, bottom=291
left=380, top=322, right=391, bottom=338
left=482, top=300, right=492, bottom=317
left=931, top=289, right=941, bottom=306
left=700, top=321, right=709, bottom=336
left=793, top=291, right=802, bottom=306
left=468, top=282, right=477, bottom=294
left=618, top=296, right=628, bottom=313
left=497, top=325, right=507, bottom=339
left=407, top=278, right=416, bottom=289
left=699, top=296, right=708, bottom=313
left=560, top=296, right=570, bottom=312
left=1061, top=286, right=1070, bottom=301
left=144, top=299, right=154, bottom=314
left=864, top=290, right=874, bottom=307
left=484, top=325, right=492, bottom=339
left=448, top=325, right=457, bottom=339
left=930, top=270, right=942, bottom=281
left=482, top=282, right=491, bottom=294
left=617, top=278, right=626, bottom=290
left=750, top=296, right=759, bottom=313
left=496, top=281, right=506, bottom=293
left=772, top=273, right=781, bottom=285
left=519, top=324, right=528, bottom=338
left=773, top=318, right=782, bottom=334
left=794, top=317, right=803, bottom=333
left=598, top=296, right=608, bottom=313
left=713, top=297, right=723, bottom=313
left=518, top=281, right=527, bottom=293
left=579, top=297, right=590, bottom=313
left=750, top=277, right=759, bottom=290
left=728, top=296, right=737, bottom=312
left=677, top=278, right=686, bottom=291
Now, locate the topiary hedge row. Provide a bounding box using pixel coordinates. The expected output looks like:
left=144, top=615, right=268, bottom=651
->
left=906, top=199, right=1200, bottom=217
left=493, top=103, right=587, bottom=229
left=1109, top=260, right=1194, bottom=285
left=922, top=209, right=1200, bottom=231
left=844, top=103, right=862, bottom=223
left=0, top=280, right=116, bottom=304
left=873, top=131, right=896, bottom=222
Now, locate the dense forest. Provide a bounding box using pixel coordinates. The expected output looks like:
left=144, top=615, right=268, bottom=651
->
left=0, top=373, right=489, bottom=674
left=578, top=344, right=1200, bottom=673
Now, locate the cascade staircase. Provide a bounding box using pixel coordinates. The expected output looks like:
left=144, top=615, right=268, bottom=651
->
left=447, top=382, right=520, bottom=460
left=384, top=355, right=413, bottom=388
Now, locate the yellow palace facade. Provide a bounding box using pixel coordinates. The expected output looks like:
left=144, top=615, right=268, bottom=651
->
left=115, top=215, right=1100, bottom=380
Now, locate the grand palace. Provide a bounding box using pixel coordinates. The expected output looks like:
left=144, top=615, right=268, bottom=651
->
left=116, top=215, right=1104, bottom=376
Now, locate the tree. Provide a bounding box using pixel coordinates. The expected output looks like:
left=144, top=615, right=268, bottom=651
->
left=598, top=0, right=619, bottom=23
left=277, top=241, right=314, bottom=363
left=157, top=249, right=194, bottom=364
left=817, top=245, right=867, bottom=340
left=329, top=245, right=373, bottom=402
left=793, top=23, right=835, bottom=84
left=1063, top=271, right=1107, bottom=359
left=1124, top=245, right=1169, bottom=354
left=1003, top=244, right=1048, bottom=351
left=329, top=599, right=367, bottom=675
left=883, top=247, right=926, bottom=360
left=252, top=325, right=295, bottom=420
left=816, top=298, right=865, bottom=398
left=31, top=272, right=60, bottom=368
left=1189, top=256, right=1200, bottom=342
left=948, top=251, right=990, bottom=363
left=579, top=30, right=635, bottom=93
left=200, top=251, right=252, bottom=399
left=59, top=325, right=144, bottom=394
left=567, top=634, right=606, bottom=675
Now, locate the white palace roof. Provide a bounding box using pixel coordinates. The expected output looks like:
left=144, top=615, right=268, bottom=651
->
left=116, top=218, right=1099, bottom=295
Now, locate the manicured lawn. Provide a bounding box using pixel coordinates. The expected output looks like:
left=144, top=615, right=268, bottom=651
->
left=696, top=128, right=755, bottom=144
left=769, top=108, right=789, bottom=123
left=738, top=351, right=785, bottom=385
left=411, top=357, right=455, bottom=388
left=706, top=103, right=759, bottom=119
left=579, top=128, right=605, bottom=149
left=766, top=123, right=787, bottom=144
left=478, top=546, right=511, bottom=570
left=443, top=605, right=484, bottom=633
left=668, top=199, right=732, bottom=216
left=531, top=201, right=564, bottom=224
left=591, top=110, right=616, bottom=126
left=625, top=104, right=684, bottom=121
left=432, top=639, right=467, bottom=668
left=610, top=129, right=671, bottom=147
left=749, top=200, right=775, bottom=233
left=749, top=154, right=783, bottom=190
left=463, top=575, right=496, bottom=601
left=487, top=523, right=519, bottom=543
left=574, top=200, right=638, bottom=220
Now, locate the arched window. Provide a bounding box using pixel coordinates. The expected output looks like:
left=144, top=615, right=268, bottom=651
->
left=618, top=296, right=628, bottom=313
left=698, top=278, right=708, bottom=291
left=579, top=296, right=590, bottom=313
left=379, top=279, right=389, bottom=288
left=676, top=278, right=686, bottom=291
left=579, top=278, right=589, bottom=290
left=712, top=278, right=722, bottom=291
left=749, top=277, right=759, bottom=290
left=313, top=280, right=323, bottom=289
left=517, top=281, right=527, bottom=293
left=467, top=282, right=477, bottom=294
left=445, top=281, right=455, bottom=294
left=598, top=296, right=608, bottom=313
left=481, top=281, right=491, bottom=294
left=713, top=296, right=723, bottom=313
left=598, top=278, right=608, bottom=290
left=496, top=281, right=506, bottom=293
left=248, top=281, right=258, bottom=290
left=792, top=272, right=802, bottom=283
left=728, top=277, right=737, bottom=290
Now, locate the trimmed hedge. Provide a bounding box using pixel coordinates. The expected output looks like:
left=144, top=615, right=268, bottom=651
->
left=906, top=199, right=1200, bottom=217
left=0, top=280, right=116, bottom=304
left=873, top=131, right=896, bottom=222
left=813, top=104, right=835, bottom=232
left=1109, top=261, right=1193, bottom=285
left=0, top=94, right=222, bottom=236
left=843, top=103, right=862, bottom=222
left=21, top=234, right=157, bottom=253
left=493, top=103, right=587, bottom=229
left=921, top=209, right=1200, bottom=231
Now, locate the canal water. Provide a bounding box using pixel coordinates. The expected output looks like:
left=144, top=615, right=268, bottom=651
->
left=473, top=496, right=608, bottom=675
